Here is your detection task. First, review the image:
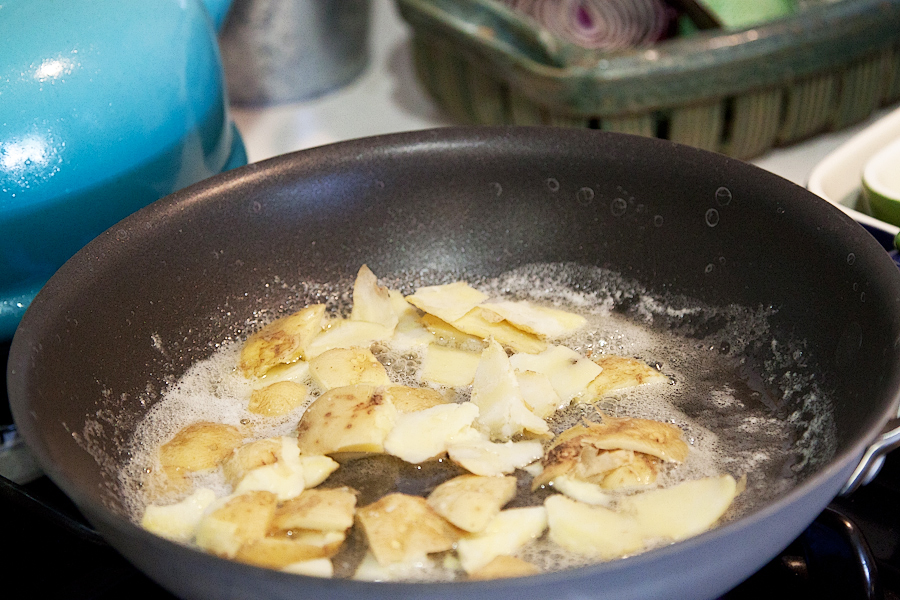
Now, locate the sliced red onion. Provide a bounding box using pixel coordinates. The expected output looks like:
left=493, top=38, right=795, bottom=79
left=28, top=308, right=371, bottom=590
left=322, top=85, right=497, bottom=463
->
left=502, top=0, right=672, bottom=50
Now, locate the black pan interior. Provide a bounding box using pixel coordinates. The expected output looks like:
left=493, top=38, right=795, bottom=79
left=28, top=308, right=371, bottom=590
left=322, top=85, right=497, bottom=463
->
left=9, top=126, right=900, bottom=523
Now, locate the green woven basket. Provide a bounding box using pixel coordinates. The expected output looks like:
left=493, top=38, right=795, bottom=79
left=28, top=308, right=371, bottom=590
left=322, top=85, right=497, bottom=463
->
left=396, top=0, right=900, bottom=158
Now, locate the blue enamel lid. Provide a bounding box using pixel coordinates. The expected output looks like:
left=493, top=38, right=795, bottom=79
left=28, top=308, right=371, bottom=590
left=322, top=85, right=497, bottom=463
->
left=0, top=0, right=246, bottom=339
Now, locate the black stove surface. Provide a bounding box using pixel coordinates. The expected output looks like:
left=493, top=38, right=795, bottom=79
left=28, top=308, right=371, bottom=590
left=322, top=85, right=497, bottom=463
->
left=3, top=338, right=899, bottom=599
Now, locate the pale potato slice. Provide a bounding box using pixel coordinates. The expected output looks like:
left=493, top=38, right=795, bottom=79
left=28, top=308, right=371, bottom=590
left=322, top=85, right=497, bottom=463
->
left=195, top=491, right=278, bottom=558
left=426, top=474, right=517, bottom=533
left=350, top=265, right=399, bottom=330
left=406, top=281, right=489, bottom=323
left=299, top=455, right=340, bottom=488
left=239, top=304, right=326, bottom=377
left=141, top=488, right=217, bottom=543
left=548, top=475, right=615, bottom=507
left=421, top=314, right=485, bottom=350
left=282, top=558, right=334, bottom=577
left=544, top=494, right=643, bottom=560
left=384, top=385, right=449, bottom=413
left=515, top=370, right=563, bottom=418
left=356, top=493, right=462, bottom=566
left=447, top=436, right=544, bottom=477
left=622, top=475, right=739, bottom=542
left=235, top=531, right=346, bottom=568
left=159, top=422, right=244, bottom=476
left=222, top=437, right=283, bottom=486
left=303, top=319, right=393, bottom=359
left=308, top=347, right=391, bottom=391
left=586, top=355, right=669, bottom=398
left=469, top=555, right=541, bottom=580
left=479, top=300, right=587, bottom=338
left=456, top=506, right=548, bottom=574
left=232, top=436, right=306, bottom=500
left=248, top=380, right=309, bottom=416
left=452, top=308, right=547, bottom=354
left=252, top=359, right=310, bottom=389
left=270, top=487, right=357, bottom=533
left=471, top=339, right=549, bottom=441
left=421, top=343, right=481, bottom=387
left=353, top=551, right=439, bottom=582
left=388, top=290, right=437, bottom=350
left=296, top=385, right=398, bottom=455
left=509, top=345, right=602, bottom=403
left=383, top=402, right=480, bottom=464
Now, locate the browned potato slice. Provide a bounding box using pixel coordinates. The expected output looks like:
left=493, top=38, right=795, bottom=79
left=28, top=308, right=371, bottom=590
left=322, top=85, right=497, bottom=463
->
left=308, top=347, right=391, bottom=391
left=582, top=415, right=689, bottom=463
left=159, top=422, right=243, bottom=476
left=468, top=555, right=541, bottom=580
left=248, top=381, right=309, bottom=416
left=452, top=308, right=547, bottom=354
left=195, top=491, right=277, bottom=558
left=235, top=531, right=346, bottom=568
left=296, top=385, right=397, bottom=455
left=356, top=493, right=462, bottom=565
left=587, top=355, right=669, bottom=398
left=600, top=453, right=659, bottom=490
left=270, top=487, right=357, bottom=533
left=222, top=437, right=283, bottom=486
left=384, top=385, right=448, bottom=413
left=426, top=474, right=516, bottom=533
left=239, top=304, right=326, bottom=377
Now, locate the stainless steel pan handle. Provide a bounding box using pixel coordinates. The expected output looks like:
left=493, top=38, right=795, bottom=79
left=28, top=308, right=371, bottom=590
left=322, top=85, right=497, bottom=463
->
left=840, top=417, right=900, bottom=495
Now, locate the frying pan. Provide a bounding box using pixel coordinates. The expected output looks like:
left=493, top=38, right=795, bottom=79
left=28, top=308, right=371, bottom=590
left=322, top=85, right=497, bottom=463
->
left=8, top=127, right=900, bottom=600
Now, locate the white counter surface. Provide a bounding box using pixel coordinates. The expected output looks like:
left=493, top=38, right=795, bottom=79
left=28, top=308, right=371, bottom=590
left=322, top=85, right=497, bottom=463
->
left=230, top=0, right=896, bottom=189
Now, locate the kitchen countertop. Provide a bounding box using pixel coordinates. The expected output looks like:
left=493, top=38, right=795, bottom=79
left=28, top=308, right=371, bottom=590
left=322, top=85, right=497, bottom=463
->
left=229, top=0, right=898, bottom=190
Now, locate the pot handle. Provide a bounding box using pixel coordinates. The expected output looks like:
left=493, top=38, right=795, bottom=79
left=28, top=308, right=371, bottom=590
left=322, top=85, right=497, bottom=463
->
left=840, top=417, right=900, bottom=495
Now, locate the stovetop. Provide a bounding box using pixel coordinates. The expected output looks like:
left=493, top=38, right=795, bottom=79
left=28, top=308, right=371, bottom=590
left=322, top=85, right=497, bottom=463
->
left=3, top=338, right=899, bottom=599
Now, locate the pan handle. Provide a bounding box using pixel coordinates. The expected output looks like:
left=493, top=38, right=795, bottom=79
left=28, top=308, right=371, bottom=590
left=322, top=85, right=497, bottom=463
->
left=840, top=417, right=900, bottom=495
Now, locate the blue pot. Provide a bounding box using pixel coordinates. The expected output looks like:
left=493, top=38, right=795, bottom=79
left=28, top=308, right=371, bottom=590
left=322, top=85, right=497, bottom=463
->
left=0, top=0, right=247, bottom=339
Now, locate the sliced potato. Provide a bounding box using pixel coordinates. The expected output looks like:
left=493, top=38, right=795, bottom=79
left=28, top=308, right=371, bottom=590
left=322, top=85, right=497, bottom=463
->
left=239, top=304, right=326, bottom=377
left=281, top=558, right=334, bottom=577
left=600, top=453, right=659, bottom=490
left=479, top=300, right=587, bottom=338
left=248, top=380, right=309, bottom=416
left=515, top=370, right=562, bottom=418
left=299, top=454, right=340, bottom=488
left=447, top=437, right=544, bottom=477
left=544, top=494, right=643, bottom=560
left=421, top=343, right=481, bottom=387
left=384, top=385, right=449, bottom=413
left=426, top=474, right=517, bottom=533
left=577, top=415, right=689, bottom=463
left=159, top=422, right=243, bottom=476
left=270, top=487, right=357, bottom=533
left=586, top=355, right=669, bottom=398
left=383, top=402, right=480, bottom=464
left=141, top=488, right=217, bottom=543
left=356, top=493, right=462, bottom=566
left=308, top=347, right=391, bottom=391
left=303, top=319, right=393, bottom=359
left=622, top=475, right=739, bottom=541
left=452, top=308, right=547, bottom=354
left=296, top=385, right=398, bottom=455
left=469, top=555, right=540, bottom=580
left=253, top=359, right=310, bottom=388
left=548, top=475, right=614, bottom=507
left=406, top=281, right=489, bottom=323
left=235, top=531, right=345, bottom=568
left=471, top=339, right=549, bottom=441
left=456, top=506, right=548, bottom=574
left=195, top=491, right=278, bottom=558
left=350, top=265, right=399, bottom=330
left=421, top=313, right=485, bottom=350
left=509, top=345, right=602, bottom=403
left=222, top=437, right=283, bottom=486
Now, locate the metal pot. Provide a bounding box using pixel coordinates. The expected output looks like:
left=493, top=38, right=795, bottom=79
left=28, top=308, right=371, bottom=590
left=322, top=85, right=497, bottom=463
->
left=8, top=127, right=900, bottom=599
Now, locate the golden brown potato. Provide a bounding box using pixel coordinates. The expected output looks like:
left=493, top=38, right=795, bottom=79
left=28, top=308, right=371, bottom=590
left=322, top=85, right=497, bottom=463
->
left=248, top=381, right=309, bottom=416
left=308, top=347, right=391, bottom=391
left=295, top=385, right=397, bottom=455
left=195, top=491, right=278, bottom=558
left=356, top=493, right=462, bottom=566
left=221, top=437, right=283, bottom=486
left=427, top=474, right=517, bottom=533
left=384, top=385, right=449, bottom=413
left=586, top=355, right=669, bottom=398
left=235, top=531, right=345, bottom=569
left=159, top=422, right=244, bottom=476
left=468, top=555, right=541, bottom=580
left=270, top=487, right=357, bottom=533
left=239, top=304, right=326, bottom=377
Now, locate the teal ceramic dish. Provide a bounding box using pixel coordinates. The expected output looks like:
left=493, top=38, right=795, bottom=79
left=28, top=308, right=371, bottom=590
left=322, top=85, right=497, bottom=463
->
left=0, top=0, right=246, bottom=340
